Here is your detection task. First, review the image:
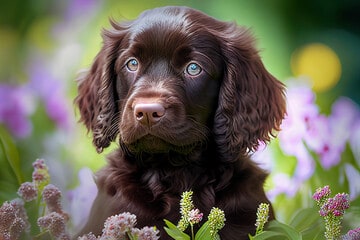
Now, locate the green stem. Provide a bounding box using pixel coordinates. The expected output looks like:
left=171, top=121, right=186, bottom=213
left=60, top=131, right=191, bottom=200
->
left=191, top=224, right=195, bottom=240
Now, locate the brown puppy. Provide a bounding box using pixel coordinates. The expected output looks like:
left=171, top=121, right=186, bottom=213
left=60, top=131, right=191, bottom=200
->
left=75, top=6, right=286, bottom=239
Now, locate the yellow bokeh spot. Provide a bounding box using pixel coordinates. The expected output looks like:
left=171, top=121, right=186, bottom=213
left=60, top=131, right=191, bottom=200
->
left=291, top=43, right=342, bottom=92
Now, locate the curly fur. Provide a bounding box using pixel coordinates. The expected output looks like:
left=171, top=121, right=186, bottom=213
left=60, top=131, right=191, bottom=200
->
left=74, top=6, right=286, bottom=240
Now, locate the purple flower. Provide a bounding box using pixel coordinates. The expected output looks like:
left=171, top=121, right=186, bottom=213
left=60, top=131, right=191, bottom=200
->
left=0, top=201, right=28, bottom=239
left=42, top=184, right=62, bottom=212
left=32, top=159, right=50, bottom=190
left=102, top=212, right=137, bottom=238
left=344, top=164, right=360, bottom=200
left=343, top=227, right=360, bottom=240
left=305, top=97, right=360, bottom=169
left=319, top=193, right=350, bottom=217
left=67, top=168, right=97, bottom=229
left=38, top=212, right=70, bottom=239
left=349, top=113, right=360, bottom=168
left=9, top=199, right=30, bottom=231
left=33, top=158, right=47, bottom=170
left=64, top=0, right=98, bottom=20
left=279, top=82, right=319, bottom=155
left=278, top=81, right=317, bottom=181
left=0, top=202, right=17, bottom=230
left=266, top=173, right=300, bottom=200
left=252, top=141, right=274, bottom=171
left=0, top=84, right=34, bottom=138
left=17, top=182, right=38, bottom=202
left=27, top=60, right=72, bottom=131
left=78, top=233, right=98, bottom=240
left=313, top=185, right=331, bottom=202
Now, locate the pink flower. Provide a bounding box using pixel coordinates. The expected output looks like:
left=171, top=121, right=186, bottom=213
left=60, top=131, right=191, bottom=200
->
left=344, top=164, right=360, bottom=200
left=0, top=84, right=34, bottom=138
left=38, top=212, right=70, bottom=239
left=319, top=193, right=350, bottom=217
left=43, top=184, right=64, bottom=214
left=17, top=182, right=38, bottom=202
left=102, top=212, right=137, bottom=238
left=279, top=82, right=319, bottom=156
left=32, top=159, right=50, bottom=190
left=32, top=158, right=47, bottom=170
left=28, top=60, right=72, bottom=131
left=313, top=185, right=331, bottom=202
left=188, top=209, right=203, bottom=225
left=134, top=226, right=160, bottom=240
left=0, top=201, right=28, bottom=239
left=266, top=173, right=301, bottom=200
left=343, top=227, right=360, bottom=240
left=78, top=233, right=98, bottom=240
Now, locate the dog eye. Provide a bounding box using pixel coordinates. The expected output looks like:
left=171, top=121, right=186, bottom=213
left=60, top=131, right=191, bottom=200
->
left=126, top=59, right=139, bottom=72
left=186, top=62, right=202, bottom=76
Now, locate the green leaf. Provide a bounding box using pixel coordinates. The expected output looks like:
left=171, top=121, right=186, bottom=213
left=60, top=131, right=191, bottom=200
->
left=288, top=207, right=324, bottom=239
left=249, top=230, right=288, bottom=240
left=0, top=127, right=24, bottom=185
left=289, top=207, right=319, bottom=231
left=267, top=220, right=302, bottom=240
left=164, top=219, right=190, bottom=240
left=195, top=221, right=213, bottom=240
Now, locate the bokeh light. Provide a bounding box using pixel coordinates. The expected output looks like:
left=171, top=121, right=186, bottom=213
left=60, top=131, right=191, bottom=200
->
left=291, top=43, right=342, bottom=92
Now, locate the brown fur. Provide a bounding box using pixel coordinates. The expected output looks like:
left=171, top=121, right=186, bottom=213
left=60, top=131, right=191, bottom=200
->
left=75, top=6, right=286, bottom=239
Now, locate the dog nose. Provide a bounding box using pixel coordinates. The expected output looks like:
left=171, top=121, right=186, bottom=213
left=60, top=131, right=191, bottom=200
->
left=134, top=103, right=165, bottom=126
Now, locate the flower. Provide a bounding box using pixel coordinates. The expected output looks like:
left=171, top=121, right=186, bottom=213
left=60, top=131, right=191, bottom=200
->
left=134, top=226, right=160, bottom=240
left=188, top=209, right=203, bottom=225
left=313, top=186, right=350, bottom=240
left=27, top=60, right=72, bottom=131
left=207, top=207, right=226, bottom=238
left=9, top=199, right=30, bottom=232
left=42, top=184, right=63, bottom=213
left=279, top=80, right=319, bottom=157
left=67, top=167, right=98, bottom=229
left=342, top=227, right=360, bottom=240
left=102, top=212, right=137, bottom=238
left=177, top=190, right=195, bottom=231
left=0, top=201, right=27, bottom=239
left=38, top=212, right=70, bottom=239
left=17, top=182, right=38, bottom=202
left=0, top=202, right=17, bottom=232
left=0, top=84, right=34, bottom=138
left=344, top=164, right=360, bottom=200
left=266, top=173, right=301, bottom=200
left=77, top=232, right=98, bottom=240
left=255, top=203, right=270, bottom=235
left=319, top=193, right=350, bottom=217
left=313, top=185, right=331, bottom=203
left=32, top=159, right=51, bottom=191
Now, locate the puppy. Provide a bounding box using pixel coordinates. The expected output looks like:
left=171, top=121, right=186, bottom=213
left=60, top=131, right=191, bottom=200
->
left=75, top=6, right=286, bottom=239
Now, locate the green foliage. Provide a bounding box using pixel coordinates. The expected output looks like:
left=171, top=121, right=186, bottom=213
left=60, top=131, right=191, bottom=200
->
left=164, top=219, right=191, bottom=240
left=0, top=127, right=23, bottom=202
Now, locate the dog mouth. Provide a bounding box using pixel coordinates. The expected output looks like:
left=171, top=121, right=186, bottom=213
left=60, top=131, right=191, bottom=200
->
left=125, top=134, right=199, bottom=155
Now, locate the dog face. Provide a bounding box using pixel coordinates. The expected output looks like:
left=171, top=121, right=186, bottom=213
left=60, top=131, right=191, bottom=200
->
left=116, top=9, right=224, bottom=155
left=76, top=6, right=286, bottom=162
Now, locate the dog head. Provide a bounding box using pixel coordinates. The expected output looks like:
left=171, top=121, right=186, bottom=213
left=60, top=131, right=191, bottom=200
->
left=75, top=6, right=286, bottom=162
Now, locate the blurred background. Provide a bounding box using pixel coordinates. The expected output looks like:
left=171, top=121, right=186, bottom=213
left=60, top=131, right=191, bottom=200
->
left=1, top=0, right=360, bottom=235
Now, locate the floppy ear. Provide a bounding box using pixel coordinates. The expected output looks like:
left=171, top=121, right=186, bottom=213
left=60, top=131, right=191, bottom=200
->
left=75, top=20, right=128, bottom=153
left=214, top=25, right=286, bottom=162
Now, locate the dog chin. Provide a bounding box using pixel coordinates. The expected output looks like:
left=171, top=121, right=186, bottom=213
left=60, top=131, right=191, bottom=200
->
left=127, top=135, right=198, bottom=155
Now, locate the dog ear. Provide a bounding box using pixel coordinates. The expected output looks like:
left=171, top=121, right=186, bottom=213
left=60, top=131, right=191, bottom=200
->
left=214, top=25, right=286, bottom=162
left=75, top=20, right=128, bottom=153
